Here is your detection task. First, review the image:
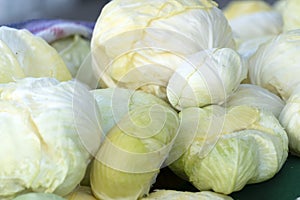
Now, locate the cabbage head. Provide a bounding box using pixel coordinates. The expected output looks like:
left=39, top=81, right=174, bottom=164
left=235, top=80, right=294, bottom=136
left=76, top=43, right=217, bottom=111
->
left=91, top=88, right=179, bottom=200
left=223, top=0, right=272, bottom=20
left=280, top=85, right=300, bottom=156
left=166, top=48, right=246, bottom=110
left=0, top=78, right=101, bottom=199
left=51, top=35, right=90, bottom=77
left=249, top=30, right=300, bottom=100
left=0, top=26, right=72, bottom=82
left=91, top=0, right=235, bottom=99
left=282, top=0, right=300, bottom=31
left=169, top=105, right=288, bottom=194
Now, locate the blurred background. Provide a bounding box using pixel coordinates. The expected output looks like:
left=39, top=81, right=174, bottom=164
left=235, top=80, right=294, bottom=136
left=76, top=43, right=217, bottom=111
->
left=0, top=0, right=277, bottom=25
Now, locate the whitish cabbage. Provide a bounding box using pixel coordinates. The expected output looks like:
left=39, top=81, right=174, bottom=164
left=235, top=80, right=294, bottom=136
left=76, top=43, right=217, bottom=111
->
left=223, top=0, right=272, bottom=20
left=237, top=36, right=271, bottom=83
left=223, top=1, right=280, bottom=41
left=280, top=86, right=300, bottom=156
left=167, top=48, right=246, bottom=110
left=0, top=39, right=25, bottom=83
left=12, top=193, right=66, bottom=200
left=0, top=78, right=101, bottom=199
left=91, top=0, right=235, bottom=99
left=0, top=26, right=71, bottom=82
left=224, top=84, right=285, bottom=118
left=170, top=105, right=288, bottom=194
left=91, top=90, right=179, bottom=200
left=65, top=187, right=97, bottom=200
left=228, top=11, right=283, bottom=41
left=282, top=0, right=300, bottom=31
left=51, top=35, right=90, bottom=77
left=273, top=0, right=286, bottom=13
left=249, top=30, right=300, bottom=100
left=237, top=36, right=272, bottom=59
left=142, top=190, right=233, bottom=200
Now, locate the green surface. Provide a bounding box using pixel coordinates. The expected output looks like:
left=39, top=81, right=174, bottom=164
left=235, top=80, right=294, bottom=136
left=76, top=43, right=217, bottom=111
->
left=154, top=155, right=300, bottom=200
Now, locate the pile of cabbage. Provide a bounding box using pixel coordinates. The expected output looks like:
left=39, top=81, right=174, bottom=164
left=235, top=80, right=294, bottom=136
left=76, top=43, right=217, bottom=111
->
left=1, top=0, right=300, bottom=199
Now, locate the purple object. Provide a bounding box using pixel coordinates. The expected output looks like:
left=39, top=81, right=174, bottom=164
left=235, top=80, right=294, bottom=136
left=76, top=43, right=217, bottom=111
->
left=5, top=19, right=95, bottom=43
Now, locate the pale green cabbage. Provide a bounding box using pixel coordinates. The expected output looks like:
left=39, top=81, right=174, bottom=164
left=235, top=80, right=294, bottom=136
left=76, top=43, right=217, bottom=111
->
left=12, top=193, right=66, bottom=200
left=237, top=36, right=272, bottom=59
left=142, top=190, right=233, bottom=200
left=273, top=0, right=286, bottom=13
left=224, top=84, right=285, bottom=118
left=223, top=0, right=272, bottom=20
left=249, top=30, right=300, bottom=100
left=282, top=0, right=300, bottom=31
left=237, top=36, right=271, bottom=83
left=90, top=89, right=179, bottom=200
left=51, top=35, right=90, bottom=77
left=222, top=1, right=281, bottom=43
left=280, top=85, right=300, bottom=156
left=170, top=105, right=288, bottom=194
left=0, top=39, right=25, bottom=83
left=166, top=48, right=246, bottom=110
left=228, top=11, right=283, bottom=41
left=91, top=0, right=235, bottom=99
left=0, top=78, right=101, bottom=199
left=91, top=88, right=170, bottom=135
left=0, top=26, right=71, bottom=82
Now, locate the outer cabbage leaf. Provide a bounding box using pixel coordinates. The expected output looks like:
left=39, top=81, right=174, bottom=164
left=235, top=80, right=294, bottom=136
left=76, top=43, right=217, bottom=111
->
left=12, top=193, right=66, bottom=200
left=249, top=30, right=300, bottom=100
left=224, top=84, right=285, bottom=118
left=0, top=26, right=71, bottom=81
left=228, top=11, right=283, bottom=41
left=273, top=0, right=286, bottom=13
left=142, top=190, right=233, bottom=200
left=223, top=0, right=272, bottom=20
left=0, top=40, right=25, bottom=83
left=280, top=85, right=300, bottom=156
left=282, top=0, right=300, bottom=31
left=91, top=88, right=170, bottom=135
left=169, top=105, right=288, bottom=194
left=237, top=36, right=272, bottom=59
left=166, top=48, right=246, bottom=110
left=51, top=35, right=90, bottom=77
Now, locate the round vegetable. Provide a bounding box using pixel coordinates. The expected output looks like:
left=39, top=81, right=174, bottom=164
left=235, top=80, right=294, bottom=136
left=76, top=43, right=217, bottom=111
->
left=51, top=35, right=90, bottom=77
left=166, top=48, right=246, bottom=110
left=249, top=30, right=300, bottom=100
left=223, top=0, right=272, bottom=20
left=280, top=85, right=300, bottom=156
left=170, top=105, right=288, bottom=194
left=0, top=78, right=101, bottom=199
left=282, top=0, right=300, bottom=31
left=91, top=89, right=179, bottom=200
left=91, top=0, right=235, bottom=99
left=0, top=26, right=72, bottom=82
